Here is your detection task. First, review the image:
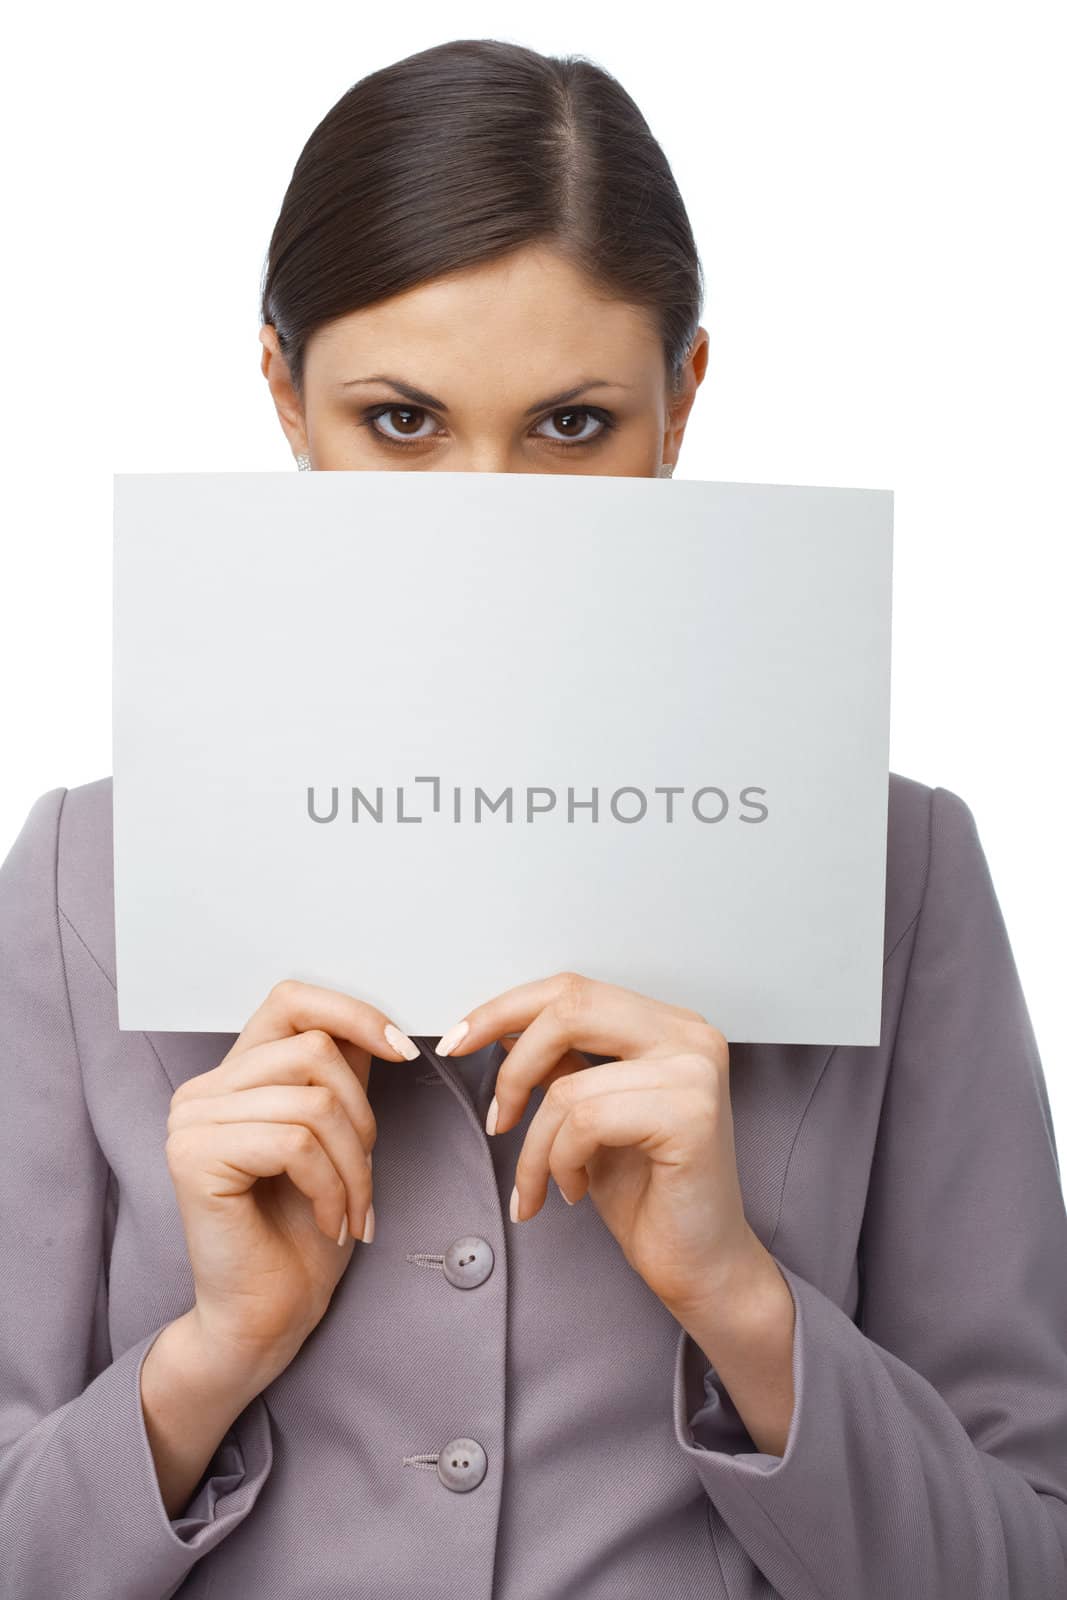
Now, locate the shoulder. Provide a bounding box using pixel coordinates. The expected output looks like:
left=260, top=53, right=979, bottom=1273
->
left=885, top=771, right=982, bottom=963
left=56, top=776, right=116, bottom=974
left=0, top=775, right=116, bottom=974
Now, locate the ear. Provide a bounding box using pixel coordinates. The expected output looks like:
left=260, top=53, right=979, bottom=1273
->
left=259, top=323, right=309, bottom=458
left=661, top=324, right=710, bottom=468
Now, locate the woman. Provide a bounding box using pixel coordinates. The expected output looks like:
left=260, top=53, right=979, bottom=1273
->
left=1, top=37, right=1065, bottom=1600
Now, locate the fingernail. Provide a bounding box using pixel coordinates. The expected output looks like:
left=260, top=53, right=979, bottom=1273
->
left=509, top=1185, right=521, bottom=1223
left=435, top=1019, right=470, bottom=1057
left=361, top=1204, right=376, bottom=1244
left=561, top=1189, right=575, bottom=1206
left=384, top=1023, right=419, bottom=1060
left=485, top=1096, right=499, bottom=1136
left=337, top=1214, right=350, bottom=1247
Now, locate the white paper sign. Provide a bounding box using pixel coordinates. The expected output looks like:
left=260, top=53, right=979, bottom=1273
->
left=113, top=470, right=893, bottom=1043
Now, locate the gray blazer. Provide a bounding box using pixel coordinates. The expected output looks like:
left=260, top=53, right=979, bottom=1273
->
left=1, top=772, right=1066, bottom=1599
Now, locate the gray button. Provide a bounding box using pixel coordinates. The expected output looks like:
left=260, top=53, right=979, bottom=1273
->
left=442, top=1235, right=495, bottom=1289
left=437, top=1437, right=488, bottom=1492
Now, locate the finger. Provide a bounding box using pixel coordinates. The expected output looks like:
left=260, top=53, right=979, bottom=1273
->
left=232, top=977, right=420, bottom=1063
left=488, top=976, right=716, bottom=1136
left=333, top=1036, right=374, bottom=1092
left=166, top=1119, right=359, bottom=1245
left=172, top=1030, right=377, bottom=1154
left=509, top=1057, right=666, bottom=1212
left=514, top=1084, right=694, bottom=1222
left=512, top=1055, right=716, bottom=1218
left=437, top=971, right=703, bottom=1061
left=168, top=1083, right=374, bottom=1242
left=496, top=1034, right=591, bottom=1079
left=485, top=1035, right=590, bottom=1134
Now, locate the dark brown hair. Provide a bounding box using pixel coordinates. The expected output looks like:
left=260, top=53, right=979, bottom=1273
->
left=259, top=39, right=705, bottom=404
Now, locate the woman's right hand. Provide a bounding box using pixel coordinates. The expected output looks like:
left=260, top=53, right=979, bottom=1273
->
left=164, top=978, right=419, bottom=1378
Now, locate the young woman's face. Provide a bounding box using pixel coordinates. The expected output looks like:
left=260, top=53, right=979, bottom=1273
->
left=259, top=243, right=708, bottom=476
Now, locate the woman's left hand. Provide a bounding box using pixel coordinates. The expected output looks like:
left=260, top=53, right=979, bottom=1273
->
left=435, top=970, right=761, bottom=1317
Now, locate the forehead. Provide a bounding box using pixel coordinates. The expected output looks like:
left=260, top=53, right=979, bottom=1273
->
left=305, top=244, right=662, bottom=390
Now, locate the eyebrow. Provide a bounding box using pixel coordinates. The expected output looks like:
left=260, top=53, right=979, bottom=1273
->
left=336, top=374, right=632, bottom=417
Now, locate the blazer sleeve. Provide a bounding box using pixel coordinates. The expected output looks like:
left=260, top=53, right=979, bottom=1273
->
left=0, top=788, right=274, bottom=1600
left=672, top=783, right=1067, bottom=1599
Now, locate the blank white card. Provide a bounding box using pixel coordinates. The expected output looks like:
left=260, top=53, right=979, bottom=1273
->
left=112, top=470, right=893, bottom=1043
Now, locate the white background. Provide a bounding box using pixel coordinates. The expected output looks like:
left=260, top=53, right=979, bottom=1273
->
left=2, top=2, right=1064, bottom=1158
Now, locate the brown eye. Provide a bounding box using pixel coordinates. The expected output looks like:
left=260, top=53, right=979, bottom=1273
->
left=361, top=399, right=618, bottom=451
left=367, top=405, right=437, bottom=443
left=534, top=408, right=613, bottom=445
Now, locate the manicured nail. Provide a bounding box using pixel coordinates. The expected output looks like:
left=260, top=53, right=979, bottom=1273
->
left=384, top=1023, right=419, bottom=1060
left=561, top=1189, right=575, bottom=1206
left=485, top=1096, right=499, bottom=1136
left=509, top=1184, right=521, bottom=1223
left=361, top=1204, right=376, bottom=1244
left=337, top=1214, right=350, bottom=1247
left=435, top=1019, right=470, bottom=1056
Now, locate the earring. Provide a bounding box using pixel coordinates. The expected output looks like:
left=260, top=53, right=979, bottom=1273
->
left=296, top=453, right=312, bottom=471
left=658, top=462, right=675, bottom=478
